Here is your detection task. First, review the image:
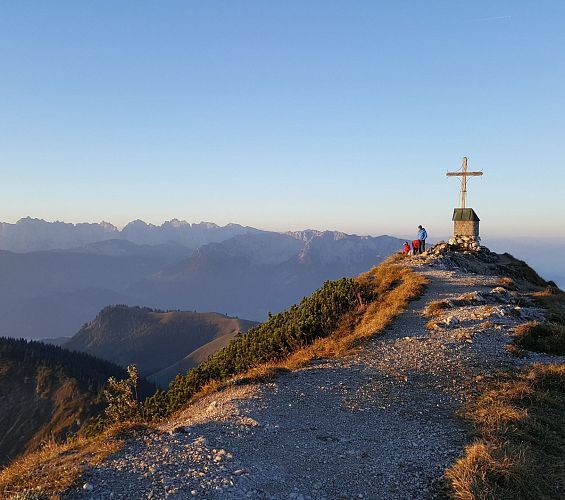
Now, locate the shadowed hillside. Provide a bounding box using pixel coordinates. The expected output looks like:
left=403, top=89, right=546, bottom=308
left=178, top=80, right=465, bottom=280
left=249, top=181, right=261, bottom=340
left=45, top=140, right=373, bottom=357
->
left=0, top=337, right=155, bottom=467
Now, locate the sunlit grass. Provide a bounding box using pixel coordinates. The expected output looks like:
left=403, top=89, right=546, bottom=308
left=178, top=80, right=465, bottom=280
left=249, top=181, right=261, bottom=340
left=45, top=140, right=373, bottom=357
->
left=446, top=364, right=565, bottom=499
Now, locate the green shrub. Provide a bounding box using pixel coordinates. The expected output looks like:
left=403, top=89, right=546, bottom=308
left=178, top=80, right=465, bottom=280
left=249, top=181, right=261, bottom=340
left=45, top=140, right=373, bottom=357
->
left=103, top=365, right=144, bottom=422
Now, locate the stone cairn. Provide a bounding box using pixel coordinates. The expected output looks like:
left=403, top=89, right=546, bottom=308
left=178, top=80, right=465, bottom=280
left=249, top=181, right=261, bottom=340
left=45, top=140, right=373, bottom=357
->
left=448, top=235, right=481, bottom=251
left=425, top=236, right=481, bottom=257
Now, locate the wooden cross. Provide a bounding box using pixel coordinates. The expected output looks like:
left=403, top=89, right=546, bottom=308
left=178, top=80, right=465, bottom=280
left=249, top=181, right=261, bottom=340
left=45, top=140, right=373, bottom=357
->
left=446, top=157, right=483, bottom=208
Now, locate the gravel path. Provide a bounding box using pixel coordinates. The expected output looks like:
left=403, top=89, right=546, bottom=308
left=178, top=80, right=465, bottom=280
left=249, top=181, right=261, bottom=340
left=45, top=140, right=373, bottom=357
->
left=66, top=261, right=563, bottom=500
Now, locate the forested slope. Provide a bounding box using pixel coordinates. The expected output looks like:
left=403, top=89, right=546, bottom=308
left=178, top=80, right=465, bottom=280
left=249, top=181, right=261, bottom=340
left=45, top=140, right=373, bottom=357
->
left=0, top=338, right=154, bottom=466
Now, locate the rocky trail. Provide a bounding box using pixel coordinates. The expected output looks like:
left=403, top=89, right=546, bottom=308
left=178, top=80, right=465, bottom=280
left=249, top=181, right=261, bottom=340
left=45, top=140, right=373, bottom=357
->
left=66, top=256, right=562, bottom=500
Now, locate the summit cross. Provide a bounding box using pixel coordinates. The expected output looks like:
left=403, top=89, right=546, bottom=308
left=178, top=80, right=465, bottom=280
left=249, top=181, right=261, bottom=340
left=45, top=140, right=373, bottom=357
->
left=446, top=157, right=483, bottom=208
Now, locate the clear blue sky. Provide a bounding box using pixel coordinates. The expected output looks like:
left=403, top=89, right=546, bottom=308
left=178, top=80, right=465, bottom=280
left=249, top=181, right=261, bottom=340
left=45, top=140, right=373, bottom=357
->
left=1, top=1, right=564, bottom=239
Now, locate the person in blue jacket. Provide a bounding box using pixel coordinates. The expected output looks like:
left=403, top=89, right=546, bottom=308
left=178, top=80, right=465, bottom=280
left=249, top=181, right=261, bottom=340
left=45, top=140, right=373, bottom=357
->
left=417, top=225, right=428, bottom=254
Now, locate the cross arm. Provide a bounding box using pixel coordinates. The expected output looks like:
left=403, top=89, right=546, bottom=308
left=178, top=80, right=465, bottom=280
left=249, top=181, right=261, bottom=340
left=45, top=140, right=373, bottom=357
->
left=446, top=172, right=483, bottom=177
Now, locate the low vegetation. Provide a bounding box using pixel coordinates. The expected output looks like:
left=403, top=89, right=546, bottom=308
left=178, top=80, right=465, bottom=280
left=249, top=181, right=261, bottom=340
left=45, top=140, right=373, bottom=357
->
left=142, top=276, right=362, bottom=420
left=0, top=423, right=143, bottom=499
left=531, top=286, right=565, bottom=324
left=445, top=363, right=565, bottom=499
left=513, top=321, right=565, bottom=356
left=270, top=258, right=428, bottom=371
left=103, top=365, right=145, bottom=422
left=142, top=257, right=427, bottom=421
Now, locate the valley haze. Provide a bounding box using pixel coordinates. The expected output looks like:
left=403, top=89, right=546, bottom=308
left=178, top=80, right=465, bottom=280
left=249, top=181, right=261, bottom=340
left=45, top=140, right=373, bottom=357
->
left=0, top=217, right=403, bottom=342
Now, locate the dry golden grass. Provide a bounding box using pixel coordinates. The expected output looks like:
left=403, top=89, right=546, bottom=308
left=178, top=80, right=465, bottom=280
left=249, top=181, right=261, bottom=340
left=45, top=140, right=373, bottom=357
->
left=445, top=363, right=565, bottom=499
left=530, top=286, right=565, bottom=324
left=496, top=276, right=515, bottom=289
left=513, top=321, right=565, bottom=356
left=193, top=365, right=293, bottom=401
left=0, top=422, right=146, bottom=499
left=460, top=292, right=478, bottom=301
left=426, top=319, right=441, bottom=331
left=277, top=258, right=428, bottom=369
left=504, top=343, right=526, bottom=358
left=423, top=299, right=451, bottom=318
left=447, top=441, right=535, bottom=500
left=532, top=287, right=558, bottom=298
left=479, top=320, right=495, bottom=329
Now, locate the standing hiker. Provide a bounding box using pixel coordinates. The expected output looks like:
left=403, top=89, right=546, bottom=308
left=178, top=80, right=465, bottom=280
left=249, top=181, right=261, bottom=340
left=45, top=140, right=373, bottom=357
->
left=417, top=225, right=428, bottom=253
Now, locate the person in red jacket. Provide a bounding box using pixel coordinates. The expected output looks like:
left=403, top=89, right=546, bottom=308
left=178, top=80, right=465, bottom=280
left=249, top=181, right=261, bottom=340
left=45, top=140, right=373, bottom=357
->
left=403, top=241, right=411, bottom=255
left=412, top=239, right=420, bottom=255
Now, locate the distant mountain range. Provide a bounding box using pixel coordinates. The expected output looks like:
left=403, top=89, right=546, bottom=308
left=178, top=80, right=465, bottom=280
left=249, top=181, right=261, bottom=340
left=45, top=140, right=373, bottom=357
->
left=0, top=218, right=260, bottom=253
left=129, top=230, right=403, bottom=320
left=64, top=306, right=257, bottom=387
left=0, top=218, right=404, bottom=340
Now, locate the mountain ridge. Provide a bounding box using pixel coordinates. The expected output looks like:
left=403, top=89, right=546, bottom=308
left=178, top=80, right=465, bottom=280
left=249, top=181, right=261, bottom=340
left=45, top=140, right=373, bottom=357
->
left=0, top=222, right=404, bottom=339
left=63, top=306, right=258, bottom=386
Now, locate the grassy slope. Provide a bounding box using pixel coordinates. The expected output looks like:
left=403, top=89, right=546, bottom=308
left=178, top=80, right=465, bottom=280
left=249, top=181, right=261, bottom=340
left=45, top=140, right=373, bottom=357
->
left=0, top=423, right=143, bottom=498
left=446, top=364, right=565, bottom=499
left=0, top=363, right=95, bottom=467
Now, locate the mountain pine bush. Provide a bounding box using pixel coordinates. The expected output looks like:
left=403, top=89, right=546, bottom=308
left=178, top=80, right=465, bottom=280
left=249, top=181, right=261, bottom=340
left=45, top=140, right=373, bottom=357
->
left=103, top=365, right=144, bottom=422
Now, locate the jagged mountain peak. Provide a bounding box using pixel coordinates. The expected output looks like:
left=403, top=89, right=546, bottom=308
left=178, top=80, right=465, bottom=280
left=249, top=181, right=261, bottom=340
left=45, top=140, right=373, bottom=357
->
left=0, top=218, right=260, bottom=253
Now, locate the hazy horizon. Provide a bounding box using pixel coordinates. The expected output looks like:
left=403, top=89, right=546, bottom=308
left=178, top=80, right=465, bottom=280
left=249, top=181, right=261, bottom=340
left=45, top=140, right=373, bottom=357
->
left=3, top=215, right=563, bottom=289
left=1, top=2, right=564, bottom=239
left=3, top=214, right=565, bottom=242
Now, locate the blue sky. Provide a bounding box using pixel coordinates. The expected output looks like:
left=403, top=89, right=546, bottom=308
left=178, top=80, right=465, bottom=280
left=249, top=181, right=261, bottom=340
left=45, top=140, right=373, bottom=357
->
left=1, top=1, right=564, bottom=239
